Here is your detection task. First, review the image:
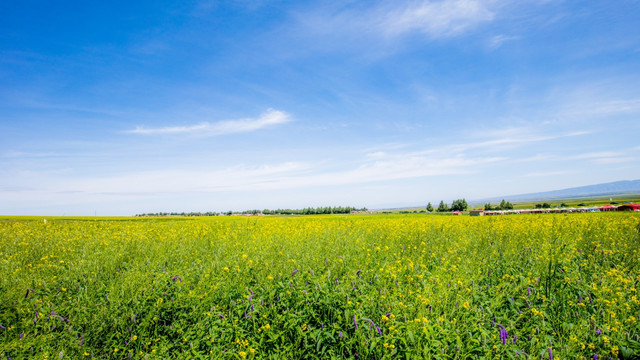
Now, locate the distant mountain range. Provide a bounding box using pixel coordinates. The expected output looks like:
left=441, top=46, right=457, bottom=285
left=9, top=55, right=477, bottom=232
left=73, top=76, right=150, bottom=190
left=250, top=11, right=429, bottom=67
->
left=478, top=179, right=640, bottom=204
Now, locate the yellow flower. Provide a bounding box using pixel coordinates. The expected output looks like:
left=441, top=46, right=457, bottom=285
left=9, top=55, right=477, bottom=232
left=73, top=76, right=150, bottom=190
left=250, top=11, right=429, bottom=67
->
left=239, top=351, right=247, bottom=358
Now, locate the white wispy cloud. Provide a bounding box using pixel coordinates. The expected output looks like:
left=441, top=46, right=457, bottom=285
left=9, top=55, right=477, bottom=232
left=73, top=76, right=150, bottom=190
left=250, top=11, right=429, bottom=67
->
left=377, top=0, right=496, bottom=38
left=560, top=98, right=640, bottom=119
left=489, top=34, right=518, bottom=49
left=299, top=0, right=497, bottom=42
left=126, top=108, right=291, bottom=136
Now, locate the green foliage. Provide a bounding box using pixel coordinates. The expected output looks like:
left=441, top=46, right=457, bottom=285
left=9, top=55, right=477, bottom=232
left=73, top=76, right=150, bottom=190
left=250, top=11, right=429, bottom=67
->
left=534, top=202, right=552, bottom=209
left=426, top=202, right=434, bottom=212
left=437, top=200, right=449, bottom=212
left=485, top=200, right=513, bottom=210
left=450, top=199, right=468, bottom=212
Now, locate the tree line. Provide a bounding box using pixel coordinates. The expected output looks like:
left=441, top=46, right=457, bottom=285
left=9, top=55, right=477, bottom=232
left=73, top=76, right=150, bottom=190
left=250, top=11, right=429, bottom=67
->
left=136, top=206, right=367, bottom=217
left=483, top=199, right=514, bottom=210
left=425, top=198, right=515, bottom=212
left=426, top=199, right=469, bottom=212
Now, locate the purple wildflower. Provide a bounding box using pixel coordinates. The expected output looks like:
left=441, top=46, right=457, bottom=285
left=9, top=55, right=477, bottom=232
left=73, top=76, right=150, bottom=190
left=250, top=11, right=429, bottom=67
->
left=292, top=269, right=299, bottom=276
left=19, top=333, right=24, bottom=339
left=548, top=347, right=553, bottom=360
left=353, top=315, right=358, bottom=329
left=497, top=324, right=508, bottom=345
left=593, top=355, right=598, bottom=360
left=527, top=287, right=531, bottom=296
left=578, top=295, right=582, bottom=303
left=356, top=270, right=362, bottom=276
left=0, top=324, right=5, bottom=330
left=512, top=334, right=517, bottom=343
left=362, top=318, right=382, bottom=335
left=171, top=275, right=182, bottom=282
left=339, top=331, right=343, bottom=338
left=218, top=314, right=224, bottom=318
left=596, top=329, right=601, bottom=335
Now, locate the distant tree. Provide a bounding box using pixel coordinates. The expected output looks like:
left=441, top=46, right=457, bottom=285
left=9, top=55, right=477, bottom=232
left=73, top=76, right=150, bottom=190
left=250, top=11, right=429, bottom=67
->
left=542, top=202, right=551, bottom=209
left=484, top=203, right=493, bottom=210
left=494, top=199, right=513, bottom=210
left=450, top=198, right=468, bottom=212
left=560, top=203, right=568, bottom=208
left=426, top=202, right=434, bottom=212
left=437, top=200, right=449, bottom=212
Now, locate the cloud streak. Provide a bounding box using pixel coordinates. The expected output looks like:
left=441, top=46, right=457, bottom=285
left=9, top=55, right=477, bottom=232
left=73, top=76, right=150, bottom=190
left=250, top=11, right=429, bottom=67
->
left=126, top=109, right=291, bottom=136
left=377, top=0, right=495, bottom=38
left=299, top=0, right=497, bottom=42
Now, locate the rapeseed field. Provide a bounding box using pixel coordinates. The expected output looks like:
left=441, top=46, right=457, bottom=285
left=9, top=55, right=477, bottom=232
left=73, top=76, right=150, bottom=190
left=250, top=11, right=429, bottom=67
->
left=0, top=213, right=638, bottom=359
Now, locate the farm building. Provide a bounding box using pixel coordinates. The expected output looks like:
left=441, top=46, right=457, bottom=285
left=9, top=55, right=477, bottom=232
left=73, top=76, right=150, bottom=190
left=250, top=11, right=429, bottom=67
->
left=599, top=205, right=616, bottom=211
left=469, top=210, right=484, bottom=216
left=617, top=204, right=640, bottom=211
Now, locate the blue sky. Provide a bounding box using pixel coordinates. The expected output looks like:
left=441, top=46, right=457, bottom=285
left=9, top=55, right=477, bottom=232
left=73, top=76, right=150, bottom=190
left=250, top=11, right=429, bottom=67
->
left=1, top=1, right=639, bottom=215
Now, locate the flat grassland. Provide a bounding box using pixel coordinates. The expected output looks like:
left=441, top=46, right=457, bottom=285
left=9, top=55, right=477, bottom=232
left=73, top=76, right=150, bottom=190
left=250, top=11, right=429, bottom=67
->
left=1, top=213, right=639, bottom=359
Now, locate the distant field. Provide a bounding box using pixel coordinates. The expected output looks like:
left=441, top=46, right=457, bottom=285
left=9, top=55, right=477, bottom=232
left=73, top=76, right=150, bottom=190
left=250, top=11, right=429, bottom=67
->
left=510, top=194, right=640, bottom=210
left=1, top=213, right=639, bottom=358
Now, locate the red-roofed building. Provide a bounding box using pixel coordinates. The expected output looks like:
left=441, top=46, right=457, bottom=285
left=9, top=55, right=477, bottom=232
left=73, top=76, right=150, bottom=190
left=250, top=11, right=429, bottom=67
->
left=617, top=204, right=640, bottom=211
left=599, top=205, right=616, bottom=211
